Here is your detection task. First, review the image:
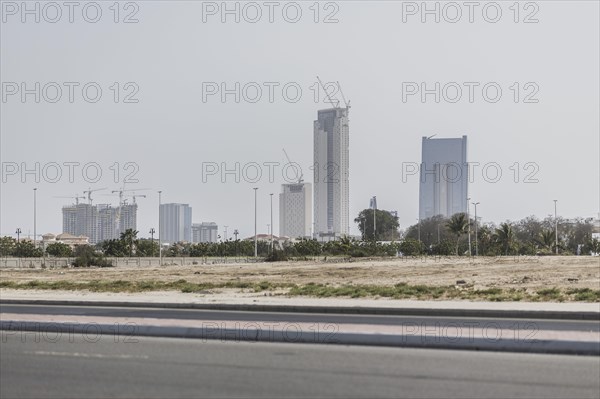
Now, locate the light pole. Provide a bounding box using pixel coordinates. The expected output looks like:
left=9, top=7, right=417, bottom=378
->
left=472, top=202, right=480, bottom=256
left=554, top=199, right=558, bottom=255
left=149, top=228, right=155, bottom=255
left=467, top=197, right=471, bottom=256
left=233, top=229, right=239, bottom=258
left=15, top=228, right=21, bottom=243
left=253, top=188, right=258, bottom=257
left=372, top=196, right=377, bottom=241
left=33, top=188, right=37, bottom=248
left=158, top=190, right=162, bottom=265
left=269, top=193, right=274, bottom=254
left=224, top=225, right=228, bottom=241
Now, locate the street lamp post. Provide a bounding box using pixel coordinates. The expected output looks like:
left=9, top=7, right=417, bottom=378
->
left=253, top=188, right=258, bottom=257
left=373, top=196, right=377, bottom=241
left=149, top=228, right=155, bottom=255
left=554, top=199, right=558, bottom=255
left=233, top=229, right=239, bottom=258
left=269, top=193, right=273, bottom=254
left=15, top=228, right=21, bottom=243
left=467, top=197, right=471, bottom=256
left=33, top=188, right=37, bottom=248
left=158, top=191, right=162, bottom=266
left=472, top=202, right=480, bottom=256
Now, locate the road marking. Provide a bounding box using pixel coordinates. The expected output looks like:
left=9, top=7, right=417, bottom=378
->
left=24, top=351, right=148, bottom=360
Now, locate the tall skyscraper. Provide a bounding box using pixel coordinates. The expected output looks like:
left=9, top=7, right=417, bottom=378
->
left=313, top=107, right=350, bottom=238
left=419, top=135, right=468, bottom=220
left=160, top=203, right=192, bottom=244
left=279, top=183, right=312, bottom=239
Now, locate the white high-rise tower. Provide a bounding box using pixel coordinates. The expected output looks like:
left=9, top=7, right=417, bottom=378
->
left=313, top=107, right=350, bottom=238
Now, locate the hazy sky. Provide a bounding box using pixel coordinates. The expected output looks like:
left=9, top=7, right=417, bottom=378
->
left=1, top=1, right=599, bottom=239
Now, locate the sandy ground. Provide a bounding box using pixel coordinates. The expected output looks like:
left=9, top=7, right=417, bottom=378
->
left=1, top=256, right=598, bottom=292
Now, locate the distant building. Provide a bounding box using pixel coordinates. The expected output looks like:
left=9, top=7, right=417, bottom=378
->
left=192, top=222, right=218, bottom=243
left=97, top=204, right=118, bottom=242
left=279, top=183, right=312, bottom=239
left=419, top=135, right=468, bottom=220
left=62, top=203, right=99, bottom=244
left=119, top=203, right=138, bottom=235
left=62, top=202, right=138, bottom=244
left=160, top=203, right=192, bottom=244
left=42, top=233, right=89, bottom=249
left=313, top=107, right=350, bottom=238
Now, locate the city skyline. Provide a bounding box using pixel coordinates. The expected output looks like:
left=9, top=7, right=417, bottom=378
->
left=1, top=2, right=598, bottom=240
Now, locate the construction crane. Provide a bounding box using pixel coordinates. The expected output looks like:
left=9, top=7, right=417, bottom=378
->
left=282, top=148, right=303, bottom=183
left=109, top=188, right=150, bottom=236
left=316, top=76, right=339, bottom=108
left=83, top=187, right=107, bottom=205
left=129, top=194, right=147, bottom=204
left=337, top=80, right=351, bottom=110
left=54, top=195, right=86, bottom=206
left=111, top=187, right=151, bottom=207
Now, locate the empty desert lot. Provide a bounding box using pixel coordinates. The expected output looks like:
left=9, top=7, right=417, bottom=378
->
left=1, top=257, right=598, bottom=301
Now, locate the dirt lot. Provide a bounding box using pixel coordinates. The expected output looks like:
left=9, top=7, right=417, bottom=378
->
left=1, top=256, right=598, bottom=293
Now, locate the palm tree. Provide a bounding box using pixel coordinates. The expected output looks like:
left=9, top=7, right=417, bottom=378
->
left=119, top=229, right=138, bottom=257
left=538, top=229, right=554, bottom=251
left=446, top=213, right=469, bottom=256
left=494, top=223, right=514, bottom=255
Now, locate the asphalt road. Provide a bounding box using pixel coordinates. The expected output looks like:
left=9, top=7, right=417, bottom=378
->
left=2, top=304, right=598, bottom=332
left=1, top=333, right=599, bottom=399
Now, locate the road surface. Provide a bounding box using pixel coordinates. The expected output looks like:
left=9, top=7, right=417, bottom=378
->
left=1, top=333, right=599, bottom=398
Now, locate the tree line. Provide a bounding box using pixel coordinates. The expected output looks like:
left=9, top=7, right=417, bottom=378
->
left=0, top=210, right=597, bottom=259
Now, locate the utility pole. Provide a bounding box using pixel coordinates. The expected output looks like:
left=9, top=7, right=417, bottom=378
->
left=16, top=228, right=21, bottom=243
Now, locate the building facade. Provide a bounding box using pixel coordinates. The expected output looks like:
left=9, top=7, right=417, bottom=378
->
left=160, top=203, right=192, bottom=244
left=192, top=222, right=218, bottom=243
left=62, top=202, right=138, bottom=244
left=313, top=107, right=350, bottom=238
left=62, top=203, right=99, bottom=244
left=419, top=135, right=468, bottom=220
left=279, top=183, right=312, bottom=239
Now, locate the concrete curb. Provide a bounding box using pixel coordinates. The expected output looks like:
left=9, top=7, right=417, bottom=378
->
left=1, top=320, right=598, bottom=356
left=2, top=299, right=599, bottom=320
